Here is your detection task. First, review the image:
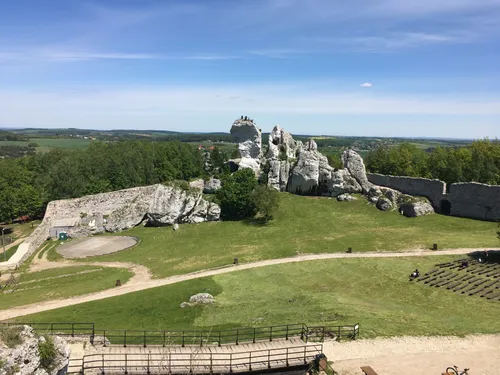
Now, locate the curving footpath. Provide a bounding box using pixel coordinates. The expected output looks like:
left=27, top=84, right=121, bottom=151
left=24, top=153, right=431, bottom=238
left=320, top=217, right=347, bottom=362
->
left=1, top=247, right=498, bottom=320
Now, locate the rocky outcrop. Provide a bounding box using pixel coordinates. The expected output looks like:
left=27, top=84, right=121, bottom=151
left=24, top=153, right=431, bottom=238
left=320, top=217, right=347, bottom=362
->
left=399, top=199, right=435, bottom=217
left=449, top=182, right=500, bottom=221
left=266, top=125, right=301, bottom=191
left=230, top=118, right=262, bottom=173
left=180, top=293, right=215, bottom=308
left=0, top=326, right=70, bottom=375
left=342, top=150, right=374, bottom=194
left=1, top=184, right=221, bottom=270
left=337, top=193, right=356, bottom=202
left=367, top=173, right=446, bottom=210
left=376, top=197, right=392, bottom=211
left=287, top=140, right=322, bottom=194
left=203, top=178, right=221, bottom=194
left=327, top=169, right=362, bottom=197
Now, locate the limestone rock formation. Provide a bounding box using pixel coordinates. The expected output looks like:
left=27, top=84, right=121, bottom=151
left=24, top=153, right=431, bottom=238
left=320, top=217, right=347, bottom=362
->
left=337, top=193, right=356, bottom=202
left=342, top=150, right=374, bottom=194
left=287, top=140, right=322, bottom=194
left=0, top=326, right=70, bottom=375
left=327, top=169, right=362, bottom=197
left=266, top=125, right=301, bottom=191
left=189, top=179, right=205, bottom=191
left=376, top=197, right=392, bottom=211
left=230, top=118, right=262, bottom=173
left=189, top=293, right=215, bottom=304
left=203, top=178, right=221, bottom=194
left=399, top=199, right=435, bottom=217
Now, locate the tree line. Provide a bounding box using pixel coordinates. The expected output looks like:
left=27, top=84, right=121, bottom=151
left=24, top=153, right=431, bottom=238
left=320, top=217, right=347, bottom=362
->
left=0, top=141, right=207, bottom=223
left=365, top=140, right=500, bottom=186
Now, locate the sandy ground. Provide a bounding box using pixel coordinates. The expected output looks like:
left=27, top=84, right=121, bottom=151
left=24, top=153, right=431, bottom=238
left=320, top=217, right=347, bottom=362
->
left=323, top=334, right=500, bottom=375
left=56, top=236, right=138, bottom=258
left=1, top=247, right=499, bottom=321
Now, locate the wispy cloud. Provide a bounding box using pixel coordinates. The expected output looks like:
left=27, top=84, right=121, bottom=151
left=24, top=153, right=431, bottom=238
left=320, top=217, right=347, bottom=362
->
left=361, top=83, right=373, bottom=88
left=307, top=31, right=478, bottom=52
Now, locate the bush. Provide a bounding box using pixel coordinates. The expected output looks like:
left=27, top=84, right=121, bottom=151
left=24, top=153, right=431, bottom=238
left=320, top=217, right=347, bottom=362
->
left=216, top=169, right=258, bottom=220
left=252, top=185, right=280, bottom=222
left=0, top=326, right=23, bottom=348
left=38, top=335, right=57, bottom=370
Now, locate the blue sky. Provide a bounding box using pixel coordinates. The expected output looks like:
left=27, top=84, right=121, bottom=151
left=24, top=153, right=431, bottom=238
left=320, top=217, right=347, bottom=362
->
left=1, top=0, right=499, bottom=138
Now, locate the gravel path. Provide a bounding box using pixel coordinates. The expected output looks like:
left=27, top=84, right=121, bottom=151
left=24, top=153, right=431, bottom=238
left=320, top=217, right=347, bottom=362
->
left=1, top=247, right=498, bottom=320
left=324, top=334, right=500, bottom=374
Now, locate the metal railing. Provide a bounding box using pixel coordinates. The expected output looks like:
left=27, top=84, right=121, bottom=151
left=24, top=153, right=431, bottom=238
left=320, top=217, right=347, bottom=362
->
left=0, top=322, right=95, bottom=341
left=81, top=344, right=323, bottom=374
left=3, top=322, right=359, bottom=347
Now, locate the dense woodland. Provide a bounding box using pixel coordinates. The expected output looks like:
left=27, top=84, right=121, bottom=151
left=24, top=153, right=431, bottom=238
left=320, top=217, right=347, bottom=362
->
left=366, top=140, right=500, bottom=186
left=0, top=141, right=213, bottom=222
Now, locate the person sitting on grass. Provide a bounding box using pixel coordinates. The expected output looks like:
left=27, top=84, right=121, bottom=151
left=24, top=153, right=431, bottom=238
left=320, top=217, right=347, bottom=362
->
left=409, top=269, right=419, bottom=280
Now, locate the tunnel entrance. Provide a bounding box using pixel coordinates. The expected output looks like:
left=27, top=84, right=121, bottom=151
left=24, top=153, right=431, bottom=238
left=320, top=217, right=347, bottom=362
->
left=440, top=199, right=451, bottom=215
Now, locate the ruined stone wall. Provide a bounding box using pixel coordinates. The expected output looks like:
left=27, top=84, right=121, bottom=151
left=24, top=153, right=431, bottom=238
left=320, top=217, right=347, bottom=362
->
left=449, top=182, right=500, bottom=221
left=367, top=173, right=446, bottom=209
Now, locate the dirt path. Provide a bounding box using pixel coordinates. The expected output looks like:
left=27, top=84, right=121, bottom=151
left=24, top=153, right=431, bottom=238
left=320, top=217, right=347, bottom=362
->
left=1, top=247, right=498, bottom=320
left=323, top=334, right=500, bottom=374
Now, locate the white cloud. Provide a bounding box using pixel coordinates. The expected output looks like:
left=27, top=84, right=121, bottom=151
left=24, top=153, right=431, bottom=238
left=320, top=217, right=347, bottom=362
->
left=361, top=83, right=373, bottom=88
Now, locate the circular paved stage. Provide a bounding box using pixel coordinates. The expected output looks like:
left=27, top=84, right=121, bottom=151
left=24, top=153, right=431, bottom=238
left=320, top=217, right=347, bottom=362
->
left=57, top=236, right=138, bottom=259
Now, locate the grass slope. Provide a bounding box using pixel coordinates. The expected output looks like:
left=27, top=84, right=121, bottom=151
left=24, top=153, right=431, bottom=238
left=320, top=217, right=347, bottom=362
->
left=17, top=256, right=500, bottom=338
left=0, top=244, right=19, bottom=263
left=75, top=194, right=498, bottom=278
left=0, top=266, right=133, bottom=310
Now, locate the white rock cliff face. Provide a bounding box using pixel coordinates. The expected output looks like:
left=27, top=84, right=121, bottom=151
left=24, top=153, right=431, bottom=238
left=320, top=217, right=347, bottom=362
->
left=230, top=118, right=263, bottom=173
left=0, top=326, right=70, bottom=375
left=266, top=125, right=301, bottom=191
left=1, top=184, right=221, bottom=270
left=342, top=149, right=374, bottom=194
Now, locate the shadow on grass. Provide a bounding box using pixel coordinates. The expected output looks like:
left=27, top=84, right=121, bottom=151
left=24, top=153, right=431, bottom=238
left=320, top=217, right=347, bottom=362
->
left=243, top=217, right=271, bottom=227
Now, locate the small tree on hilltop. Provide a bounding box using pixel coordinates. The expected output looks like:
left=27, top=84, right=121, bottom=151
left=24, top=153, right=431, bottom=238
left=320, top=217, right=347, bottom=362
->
left=252, top=185, right=279, bottom=222
left=216, top=168, right=258, bottom=220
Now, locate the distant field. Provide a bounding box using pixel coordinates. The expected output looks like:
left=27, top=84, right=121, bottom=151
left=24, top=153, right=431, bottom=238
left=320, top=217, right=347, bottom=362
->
left=71, top=193, right=499, bottom=279
left=0, top=138, right=92, bottom=152
left=18, top=256, right=500, bottom=338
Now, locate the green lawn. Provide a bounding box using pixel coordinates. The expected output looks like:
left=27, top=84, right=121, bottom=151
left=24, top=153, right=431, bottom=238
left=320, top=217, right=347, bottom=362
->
left=0, top=266, right=132, bottom=310
left=0, top=244, right=19, bottom=263
left=16, top=256, right=500, bottom=338
left=70, top=194, right=499, bottom=278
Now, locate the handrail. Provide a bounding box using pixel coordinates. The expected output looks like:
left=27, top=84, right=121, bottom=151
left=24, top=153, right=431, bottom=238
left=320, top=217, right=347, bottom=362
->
left=82, top=344, right=323, bottom=374
left=2, top=321, right=359, bottom=347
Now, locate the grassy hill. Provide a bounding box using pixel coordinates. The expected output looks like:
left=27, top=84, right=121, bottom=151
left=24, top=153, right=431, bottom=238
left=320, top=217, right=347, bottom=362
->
left=18, top=256, right=500, bottom=338
left=73, top=193, right=499, bottom=278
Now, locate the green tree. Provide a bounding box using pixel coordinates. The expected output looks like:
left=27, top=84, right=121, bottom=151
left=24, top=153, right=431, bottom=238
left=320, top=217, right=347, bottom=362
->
left=216, top=169, right=258, bottom=220
left=252, top=185, right=279, bottom=222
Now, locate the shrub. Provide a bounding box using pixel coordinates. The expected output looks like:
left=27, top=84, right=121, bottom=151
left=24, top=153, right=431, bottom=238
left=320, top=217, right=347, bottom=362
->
left=0, top=326, right=23, bottom=348
left=252, top=185, right=280, bottom=222
left=38, top=335, right=57, bottom=370
left=216, top=169, right=258, bottom=220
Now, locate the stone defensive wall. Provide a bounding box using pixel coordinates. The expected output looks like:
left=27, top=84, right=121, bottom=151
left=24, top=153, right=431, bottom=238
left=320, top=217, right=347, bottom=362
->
left=367, top=173, right=446, bottom=210
left=449, top=182, right=500, bottom=221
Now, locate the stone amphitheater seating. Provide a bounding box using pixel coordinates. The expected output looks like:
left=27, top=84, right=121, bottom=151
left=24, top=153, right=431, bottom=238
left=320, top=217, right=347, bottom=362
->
left=415, top=259, right=500, bottom=301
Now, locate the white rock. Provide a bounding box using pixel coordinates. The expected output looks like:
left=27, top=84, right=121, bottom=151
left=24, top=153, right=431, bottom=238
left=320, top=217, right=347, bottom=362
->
left=342, top=149, right=374, bottom=194
left=230, top=118, right=262, bottom=173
